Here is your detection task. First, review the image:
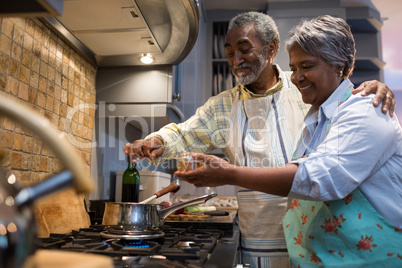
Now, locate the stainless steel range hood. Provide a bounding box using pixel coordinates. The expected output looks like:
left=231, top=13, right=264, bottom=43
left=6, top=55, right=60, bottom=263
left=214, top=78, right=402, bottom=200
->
left=42, top=0, right=201, bottom=67
left=95, top=65, right=185, bottom=130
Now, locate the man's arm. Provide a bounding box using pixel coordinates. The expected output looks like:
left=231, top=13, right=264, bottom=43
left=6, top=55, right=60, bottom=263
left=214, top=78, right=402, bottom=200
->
left=123, top=95, right=227, bottom=163
left=353, top=80, right=395, bottom=116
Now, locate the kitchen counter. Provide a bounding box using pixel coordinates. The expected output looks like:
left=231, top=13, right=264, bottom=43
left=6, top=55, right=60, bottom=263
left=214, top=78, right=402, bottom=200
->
left=165, top=209, right=238, bottom=230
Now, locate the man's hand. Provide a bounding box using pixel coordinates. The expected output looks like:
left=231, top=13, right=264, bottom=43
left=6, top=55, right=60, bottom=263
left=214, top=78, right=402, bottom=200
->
left=123, top=137, right=164, bottom=162
left=353, top=80, right=395, bottom=117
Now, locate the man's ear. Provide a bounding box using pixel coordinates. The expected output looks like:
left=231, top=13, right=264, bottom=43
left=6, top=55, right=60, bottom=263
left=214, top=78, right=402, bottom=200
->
left=266, top=40, right=277, bottom=61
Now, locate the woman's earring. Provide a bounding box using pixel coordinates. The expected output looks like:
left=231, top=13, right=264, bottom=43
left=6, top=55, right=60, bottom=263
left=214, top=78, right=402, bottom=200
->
left=339, top=71, right=343, bottom=77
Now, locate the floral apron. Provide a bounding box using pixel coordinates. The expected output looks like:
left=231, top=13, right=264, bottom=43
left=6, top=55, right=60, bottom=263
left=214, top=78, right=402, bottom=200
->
left=226, top=85, right=305, bottom=268
left=283, top=87, right=402, bottom=267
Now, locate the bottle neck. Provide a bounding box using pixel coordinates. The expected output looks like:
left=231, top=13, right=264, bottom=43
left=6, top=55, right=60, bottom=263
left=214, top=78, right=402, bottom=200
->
left=127, top=154, right=136, bottom=169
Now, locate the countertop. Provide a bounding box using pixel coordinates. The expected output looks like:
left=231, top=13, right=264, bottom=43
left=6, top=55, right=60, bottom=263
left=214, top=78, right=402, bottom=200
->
left=165, top=209, right=238, bottom=230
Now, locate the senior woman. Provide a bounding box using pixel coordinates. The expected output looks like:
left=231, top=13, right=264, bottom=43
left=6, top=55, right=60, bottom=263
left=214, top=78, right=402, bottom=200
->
left=175, top=15, right=402, bottom=267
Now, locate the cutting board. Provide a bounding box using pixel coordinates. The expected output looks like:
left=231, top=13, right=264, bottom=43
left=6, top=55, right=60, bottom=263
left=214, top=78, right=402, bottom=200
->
left=165, top=210, right=238, bottom=230
left=23, top=249, right=113, bottom=268
left=33, top=189, right=91, bottom=237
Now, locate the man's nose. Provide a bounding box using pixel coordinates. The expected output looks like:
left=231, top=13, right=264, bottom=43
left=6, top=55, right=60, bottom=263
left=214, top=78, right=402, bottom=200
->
left=233, top=51, right=244, bottom=66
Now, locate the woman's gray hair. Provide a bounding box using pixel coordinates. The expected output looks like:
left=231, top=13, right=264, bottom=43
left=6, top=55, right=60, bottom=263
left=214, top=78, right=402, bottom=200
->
left=285, top=15, right=356, bottom=78
left=228, top=11, right=280, bottom=57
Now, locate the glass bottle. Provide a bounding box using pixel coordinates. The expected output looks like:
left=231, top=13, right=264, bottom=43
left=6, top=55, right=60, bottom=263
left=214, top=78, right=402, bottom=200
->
left=121, top=154, right=140, bottom=202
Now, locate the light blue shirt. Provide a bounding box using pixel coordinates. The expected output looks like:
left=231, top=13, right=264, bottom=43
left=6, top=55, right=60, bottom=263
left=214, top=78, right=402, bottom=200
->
left=289, top=79, right=402, bottom=227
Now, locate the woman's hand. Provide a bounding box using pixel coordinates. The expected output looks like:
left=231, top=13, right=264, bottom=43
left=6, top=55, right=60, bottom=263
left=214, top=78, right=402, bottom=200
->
left=174, top=153, right=234, bottom=187
left=353, top=80, right=395, bottom=117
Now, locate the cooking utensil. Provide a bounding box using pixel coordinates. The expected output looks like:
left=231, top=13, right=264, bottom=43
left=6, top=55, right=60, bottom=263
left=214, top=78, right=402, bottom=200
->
left=0, top=97, right=94, bottom=268
left=102, top=194, right=217, bottom=239
left=139, top=182, right=179, bottom=204
left=204, top=210, right=229, bottom=216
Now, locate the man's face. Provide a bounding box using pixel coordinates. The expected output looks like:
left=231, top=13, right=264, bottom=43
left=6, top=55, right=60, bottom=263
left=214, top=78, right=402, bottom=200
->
left=224, top=24, right=268, bottom=85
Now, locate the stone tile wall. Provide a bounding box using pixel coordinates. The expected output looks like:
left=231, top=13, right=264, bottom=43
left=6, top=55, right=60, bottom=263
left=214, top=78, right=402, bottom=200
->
left=0, top=17, right=96, bottom=186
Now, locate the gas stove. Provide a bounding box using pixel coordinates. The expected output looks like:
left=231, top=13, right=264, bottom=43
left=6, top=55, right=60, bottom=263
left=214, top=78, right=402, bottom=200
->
left=35, top=223, right=240, bottom=268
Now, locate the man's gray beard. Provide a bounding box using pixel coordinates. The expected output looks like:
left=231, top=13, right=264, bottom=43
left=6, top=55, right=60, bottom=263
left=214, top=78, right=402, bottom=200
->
left=233, top=53, right=267, bottom=86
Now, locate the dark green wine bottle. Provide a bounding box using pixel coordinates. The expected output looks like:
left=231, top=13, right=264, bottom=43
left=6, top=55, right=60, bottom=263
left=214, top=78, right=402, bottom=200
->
left=121, top=154, right=140, bottom=202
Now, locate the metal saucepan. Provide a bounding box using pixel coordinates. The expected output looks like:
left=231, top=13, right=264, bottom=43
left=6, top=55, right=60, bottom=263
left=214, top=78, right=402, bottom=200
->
left=102, top=194, right=216, bottom=238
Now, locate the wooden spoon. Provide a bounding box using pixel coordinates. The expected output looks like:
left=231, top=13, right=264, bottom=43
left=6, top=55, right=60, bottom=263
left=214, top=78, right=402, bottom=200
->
left=139, top=183, right=179, bottom=204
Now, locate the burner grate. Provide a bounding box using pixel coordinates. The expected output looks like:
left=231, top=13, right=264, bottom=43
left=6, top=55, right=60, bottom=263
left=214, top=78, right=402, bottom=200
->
left=34, top=224, right=236, bottom=267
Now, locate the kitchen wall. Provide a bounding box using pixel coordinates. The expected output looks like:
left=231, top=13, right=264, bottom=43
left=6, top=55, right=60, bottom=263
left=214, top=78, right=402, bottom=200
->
left=0, top=16, right=96, bottom=185
left=0, top=17, right=97, bottom=236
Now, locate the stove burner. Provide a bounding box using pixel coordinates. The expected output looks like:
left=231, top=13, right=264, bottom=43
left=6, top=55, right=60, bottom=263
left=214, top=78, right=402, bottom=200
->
left=175, top=241, right=200, bottom=249
left=35, top=224, right=238, bottom=268
left=100, top=230, right=165, bottom=240
left=174, top=241, right=202, bottom=253
left=114, top=239, right=150, bottom=248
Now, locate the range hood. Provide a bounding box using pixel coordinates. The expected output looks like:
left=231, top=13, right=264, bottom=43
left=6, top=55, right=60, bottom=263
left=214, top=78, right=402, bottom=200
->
left=42, top=0, right=201, bottom=67
left=95, top=65, right=185, bottom=131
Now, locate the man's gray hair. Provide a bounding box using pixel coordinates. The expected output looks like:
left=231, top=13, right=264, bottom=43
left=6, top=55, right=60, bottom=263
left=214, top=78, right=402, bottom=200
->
left=285, top=15, right=356, bottom=78
left=228, top=11, right=280, bottom=57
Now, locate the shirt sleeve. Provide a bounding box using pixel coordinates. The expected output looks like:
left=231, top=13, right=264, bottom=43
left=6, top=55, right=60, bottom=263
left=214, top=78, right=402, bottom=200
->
left=289, top=96, right=398, bottom=201
left=146, top=93, right=230, bottom=163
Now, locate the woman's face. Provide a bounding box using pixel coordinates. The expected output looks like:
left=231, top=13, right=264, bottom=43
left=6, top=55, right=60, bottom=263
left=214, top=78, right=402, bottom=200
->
left=288, top=43, right=343, bottom=107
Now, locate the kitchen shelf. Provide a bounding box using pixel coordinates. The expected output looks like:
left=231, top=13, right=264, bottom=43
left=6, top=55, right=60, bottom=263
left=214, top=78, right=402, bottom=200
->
left=346, top=6, right=383, bottom=33
left=354, top=58, right=385, bottom=71
left=211, top=21, right=236, bottom=96
left=346, top=6, right=384, bottom=82
left=212, top=22, right=228, bottom=59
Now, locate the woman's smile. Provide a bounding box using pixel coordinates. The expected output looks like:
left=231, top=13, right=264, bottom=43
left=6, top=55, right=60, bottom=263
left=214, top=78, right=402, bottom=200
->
left=298, top=84, right=314, bottom=94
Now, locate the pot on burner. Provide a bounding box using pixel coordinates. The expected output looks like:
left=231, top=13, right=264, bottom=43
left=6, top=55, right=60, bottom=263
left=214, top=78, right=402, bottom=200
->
left=102, top=194, right=216, bottom=239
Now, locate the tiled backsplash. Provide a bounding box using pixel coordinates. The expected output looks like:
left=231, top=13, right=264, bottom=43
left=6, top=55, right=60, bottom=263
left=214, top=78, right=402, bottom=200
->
left=0, top=17, right=96, bottom=187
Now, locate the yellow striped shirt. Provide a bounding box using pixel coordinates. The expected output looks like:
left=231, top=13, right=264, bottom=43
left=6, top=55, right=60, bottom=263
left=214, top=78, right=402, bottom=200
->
left=146, top=64, right=309, bottom=164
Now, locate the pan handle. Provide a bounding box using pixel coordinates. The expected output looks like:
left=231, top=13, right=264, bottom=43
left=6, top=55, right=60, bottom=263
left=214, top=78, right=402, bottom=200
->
left=159, top=193, right=217, bottom=220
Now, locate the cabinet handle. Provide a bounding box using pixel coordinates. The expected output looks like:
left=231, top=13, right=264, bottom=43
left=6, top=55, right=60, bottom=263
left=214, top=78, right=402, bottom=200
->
left=173, top=93, right=181, bottom=102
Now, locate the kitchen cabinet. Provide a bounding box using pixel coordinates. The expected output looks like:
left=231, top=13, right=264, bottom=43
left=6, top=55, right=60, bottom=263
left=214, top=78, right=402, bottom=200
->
left=95, top=65, right=186, bottom=133
left=346, top=6, right=384, bottom=84
left=172, top=14, right=209, bottom=119
left=268, top=0, right=384, bottom=86
left=0, top=0, right=64, bottom=17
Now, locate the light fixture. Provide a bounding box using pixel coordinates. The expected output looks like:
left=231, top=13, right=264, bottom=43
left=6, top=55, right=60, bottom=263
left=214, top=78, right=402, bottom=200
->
left=139, top=53, right=155, bottom=64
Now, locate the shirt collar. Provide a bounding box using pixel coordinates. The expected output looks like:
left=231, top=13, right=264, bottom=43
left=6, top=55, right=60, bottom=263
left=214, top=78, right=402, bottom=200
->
left=304, top=79, right=354, bottom=124
left=321, top=79, right=354, bottom=119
